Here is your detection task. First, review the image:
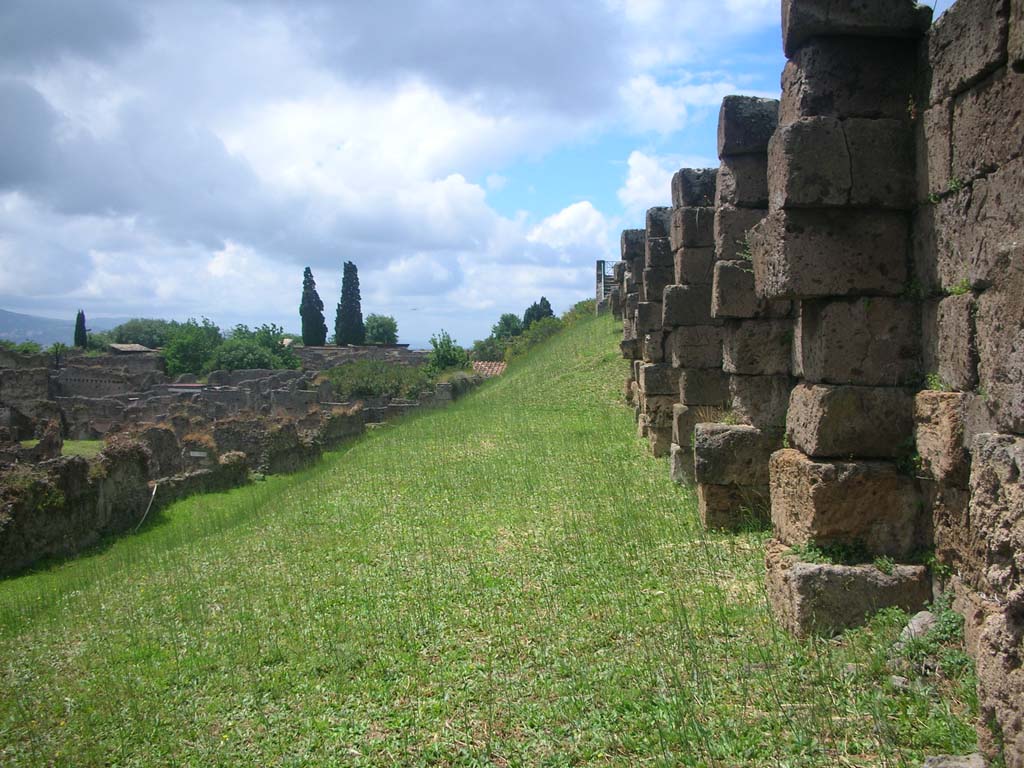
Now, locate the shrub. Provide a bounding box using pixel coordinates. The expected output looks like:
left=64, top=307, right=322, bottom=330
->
left=322, top=361, right=432, bottom=400
left=225, top=324, right=299, bottom=370
left=0, top=340, right=43, bottom=355
left=163, top=318, right=224, bottom=377
left=426, top=331, right=470, bottom=375
left=109, top=318, right=182, bottom=349
left=470, top=335, right=509, bottom=362
left=204, top=339, right=278, bottom=372
left=365, top=314, right=398, bottom=345
left=504, top=316, right=563, bottom=363
left=561, top=299, right=596, bottom=326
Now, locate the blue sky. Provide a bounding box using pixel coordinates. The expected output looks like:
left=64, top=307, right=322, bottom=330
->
left=0, top=0, right=955, bottom=348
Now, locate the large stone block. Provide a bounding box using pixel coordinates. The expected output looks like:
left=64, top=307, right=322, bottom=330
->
left=715, top=205, right=766, bottom=261
left=646, top=207, right=673, bottom=239
left=674, top=247, right=716, bottom=286
left=642, top=267, right=674, bottom=304
left=645, top=236, right=673, bottom=269
left=915, top=391, right=971, bottom=487
left=722, top=319, right=792, bottom=376
left=693, top=423, right=780, bottom=486
left=916, top=100, right=953, bottom=201
left=968, top=432, right=1024, bottom=597
left=718, top=96, right=779, bottom=157
left=716, top=155, right=769, bottom=209
left=712, top=261, right=791, bottom=320
left=975, top=272, right=1024, bottom=433
left=922, top=293, right=979, bottom=392
left=641, top=394, right=678, bottom=427
left=641, top=331, right=667, bottom=364
left=766, top=541, right=931, bottom=637
left=635, top=302, right=663, bottom=334
left=768, top=118, right=913, bottom=210
left=648, top=425, right=673, bottom=458
left=729, top=374, right=793, bottom=429
left=673, top=403, right=727, bottom=448
left=769, top=449, right=923, bottom=557
left=679, top=369, right=731, bottom=407
left=779, top=37, right=919, bottom=123
left=796, top=298, right=920, bottom=386
left=781, top=0, right=932, bottom=58
left=928, top=0, right=1010, bottom=102
left=670, top=207, right=715, bottom=251
left=752, top=209, right=909, bottom=300
left=669, top=442, right=695, bottom=486
left=930, top=483, right=973, bottom=576
left=638, top=363, right=681, bottom=396
left=1013, top=0, right=1024, bottom=69
left=663, top=284, right=714, bottom=328
left=667, top=325, right=722, bottom=369
left=787, top=383, right=915, bottom=458
left=671, top=168, right=717, bottom=208
left=699, top=483, right=769, bottom=530
left=621, top=229, right=645, bottom=261
left=976, top=605, right=1024, bottom=768
left=952, top=68, right=1024, bottom=181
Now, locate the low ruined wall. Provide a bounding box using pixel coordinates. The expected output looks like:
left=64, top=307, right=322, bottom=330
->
left=0, top=368, right=51, bottom=406
left=615, top=1, right=1022, bottom=762
left=295, top=345, right=429, bottom=371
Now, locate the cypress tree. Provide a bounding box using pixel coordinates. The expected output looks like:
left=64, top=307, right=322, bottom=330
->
left=73, top=309, right=88, bottom=348
left=299, top=267, right=328, bottom=346
left=334, top=261, right=365, bottom=345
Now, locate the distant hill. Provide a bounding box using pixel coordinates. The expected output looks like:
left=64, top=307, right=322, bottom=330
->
left=0, top=309, right=129, bottom=347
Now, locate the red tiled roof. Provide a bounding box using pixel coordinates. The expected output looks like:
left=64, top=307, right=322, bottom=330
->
left=472, top=361, right=507, bottom=378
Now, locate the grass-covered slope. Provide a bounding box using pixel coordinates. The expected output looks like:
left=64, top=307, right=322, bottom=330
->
left=0, top=314, right=975, bottom=766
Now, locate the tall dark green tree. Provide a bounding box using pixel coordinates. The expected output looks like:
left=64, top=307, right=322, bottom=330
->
left=334, top=261, right=365, bottom=345
left=523, top=296, right=554, bottom=329
left=73, top=310, right=88, bottom=348
left=299, top=267, right=328, bottom=346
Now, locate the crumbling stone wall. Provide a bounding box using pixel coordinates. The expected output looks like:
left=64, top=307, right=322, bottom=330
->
left=295, top=345, right=429, bottom=371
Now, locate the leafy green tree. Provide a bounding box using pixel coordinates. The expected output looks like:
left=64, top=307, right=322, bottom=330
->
left=204, top=339, right=278, bottom=372
left=365, top=314, right=398, bottom=345
left=334, top=261, right=365, bottom=345
left=109, top=318, right=181, bottom=349
left=523, top=296, right=554, bottom=329
left=0, top=339, right=43, bottom=355
left=299, top=267, right=328, bottom=346
left=163, top=318, right=223, bottom=377
left=470, top=335, right=508, bottom=362
left=73, top=310, right=87, bottom=348
left=491, top=313, right=523, bottom=340
left=226, top=323, right=299, bottom=369
left=49, top=342, right=69, bottom=367
left=425, top=330, right=469, bottom=375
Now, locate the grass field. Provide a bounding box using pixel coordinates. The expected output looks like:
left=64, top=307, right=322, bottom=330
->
left=17, top=439, right=103, bottom=459
left=0, top=314, right=976, bottom=766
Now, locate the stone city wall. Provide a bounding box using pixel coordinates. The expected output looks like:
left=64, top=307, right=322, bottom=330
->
left=295, top=345, right=429, bottom=370
left=615, top=1, right=1022, bottom=762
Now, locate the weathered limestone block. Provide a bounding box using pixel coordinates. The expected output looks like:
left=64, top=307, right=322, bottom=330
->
left=636, top=302, right=663, bottom=334
left=645, top=236, right=674, bottom=269
left=674, top=247, right=716, bottom=286
left=622, top=229, right=645, bottom=261
left=699, top=483, right=769, bottom=530
left=752, top=209, right=909, bottom=300
left=976, top=606, right=1024, bottom=767
left=917, top=100, right=953, bottom=200
left=679, top=369, right=731, bottom=407
left=693, top=423, right=780, bottom=487
left=667, top=326, right=722, bottom=369
left=930, top=483, right=974, bottom=576
left=779, top=38, right=919, bottom=123
left=788, top=383, right=915, bottom=458
left=953, top=68, right=1024, bottom=181
left=781, top=0, right=932, bottom=58
left=670, top=207, right=715, bottom=250
left=669, top=442, right=695, bottom=486
left=976, top=273, right=1024, bottom=433
left=648, top=426, right=673, bottom=458
left=928, top=0, right=1010, bottom=102
left=642, top=267, right=674, bottom=304
left=796, top=298, right=920, bottom=386
left=641, top=395, right=677, bottom=428
left=716, top=155, right=769, bottom=209
left=663, top=284, right=714, bottom=328
left=770, top=449, right=923, bottom=557
left=917, top=390, right=971, bottom=487
left=641, top=331, right=667, bottom=364
left=922, top=293, right=979, bottom=392
left=730, top=374, right=793, bottom=430
left=765, top=541, right=931, bottom=637
left=673, top=403, right=728, bottom=448
left=718, top=95, right=779, bottom=157
left=968, top=433, right=1024, bottom=598
left=638, top=363, right=681, bottom=396
left=1013, top=0, right=1024, bottom=69
left=715, top=205, right=766, bottom=261
left=768, top=118, right=913, bottom=210
left=712, top=261, right=792, bottom=320
left=722, top=319, right=792, bottom=376
left=671, top=167, right=717, bottom=208
left=646, top=207, right=673, bottom=239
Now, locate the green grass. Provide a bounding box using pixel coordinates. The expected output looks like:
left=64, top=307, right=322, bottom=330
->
left=0, top=314, right=976, bottom=766
left=17, top=440, right=103, bottom=459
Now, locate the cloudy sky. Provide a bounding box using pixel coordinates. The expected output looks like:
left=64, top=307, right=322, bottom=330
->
left=0, top=0, right=954, bottom=347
